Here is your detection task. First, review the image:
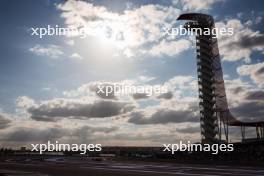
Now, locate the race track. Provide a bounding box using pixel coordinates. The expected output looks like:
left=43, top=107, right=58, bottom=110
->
left=0, top=157, right=263, bottom=176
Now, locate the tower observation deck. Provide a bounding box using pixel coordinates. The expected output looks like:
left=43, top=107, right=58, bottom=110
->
left=177, top=13, right=264, bottom=143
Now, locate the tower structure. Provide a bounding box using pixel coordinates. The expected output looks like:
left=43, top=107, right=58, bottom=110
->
left=178, top=14, right=220, bottom=143
left=177, top=13, right=264, bottom=143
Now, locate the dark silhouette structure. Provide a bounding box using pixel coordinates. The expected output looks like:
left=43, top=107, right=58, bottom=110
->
left=177, top=13, right=264, bottom=143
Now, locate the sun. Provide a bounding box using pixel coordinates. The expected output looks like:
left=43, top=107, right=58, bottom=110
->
left=92, top=21, right=129, bottom=50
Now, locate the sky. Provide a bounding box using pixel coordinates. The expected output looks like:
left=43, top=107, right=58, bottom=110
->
left=0, top=0, right=264, bottom=148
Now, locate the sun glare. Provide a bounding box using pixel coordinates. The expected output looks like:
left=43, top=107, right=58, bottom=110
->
left=92, top=21, right=129, bottom=50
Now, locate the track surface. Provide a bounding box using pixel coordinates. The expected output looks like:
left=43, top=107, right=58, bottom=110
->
left=0, top=157, right=263, bottom=176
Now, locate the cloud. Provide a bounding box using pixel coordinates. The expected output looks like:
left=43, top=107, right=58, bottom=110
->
left=100, top=76, right=201, bottom=125
left=165, top=76, right=195, bottom=87
left=244, top=90, right=264, bottom=100
left=1, top=127, right=66, bottom=142
left=63, top=79, right=169, bottom=100
left=149, top=39, right=191, bottom=57
left=157, top=91, right=173, bottom=100
left=77, top=125, right=119, bottom=134
left=237, top=62, right=264, bottom=87
left=176, top=124, right=200, bottom=134
left=25, top=98, right=135, bottom=121
left=63, top=84, right=92, bottom=98
left=29, top=44, right=63, bottom=59
left=231, top=101, right=264, bottom=122
left=66, top=40, right=75, bottom=46
left=0, top=124, right=119, bottom=144
left=70, top=53, right=83, bottom=60
left=71, top=125, right=119, bottom=143
left=89, top=83, right=117, bottom=100
left=224, top=78, right=264, bottom=122
left=16, top=96, right=36, bottom=109
left=216, top=19, right=264, bottom=62
left=179, top=0, right=223, bottom=11
left=128, top=108, right=198, bottom=124
left=132, top=93, right=149, bottom=100
left=128, top=101, right=199, bottom=125
left=237, top=35, right=264, bottom=48
left=255, top=16, right=262, bottom=24
left=164, top=75, right=197, bottom=95
left=57, top=1, right=187, bottom=58
left=0, top=113, right=11, bottom=129
left=138, top=76, right=156, bottom=83
left=63, top=81, right=135, bottom=99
